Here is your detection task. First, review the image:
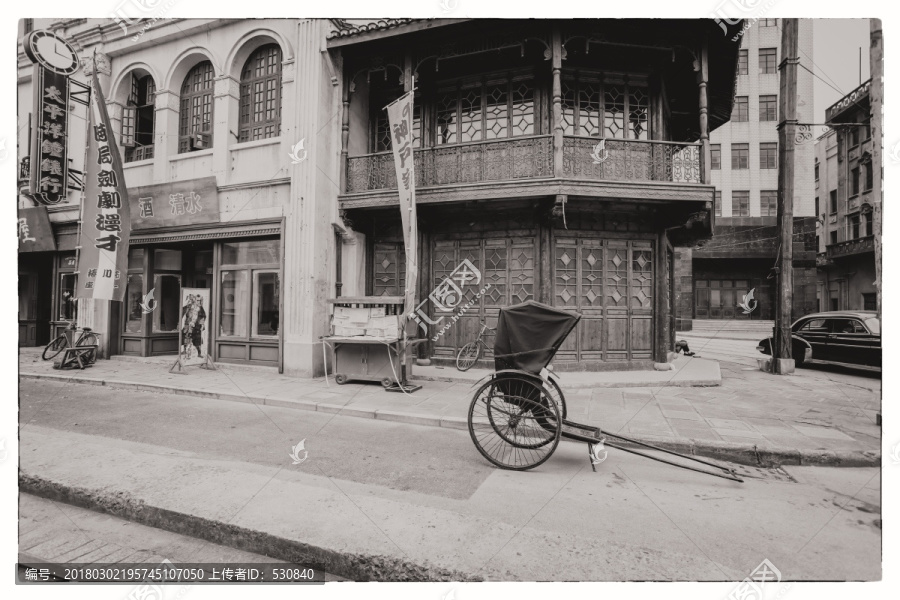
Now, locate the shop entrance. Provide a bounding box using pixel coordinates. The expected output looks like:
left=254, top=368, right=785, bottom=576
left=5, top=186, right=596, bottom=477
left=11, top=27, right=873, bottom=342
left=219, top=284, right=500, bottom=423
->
left=18, top=253, right=53, bottom=347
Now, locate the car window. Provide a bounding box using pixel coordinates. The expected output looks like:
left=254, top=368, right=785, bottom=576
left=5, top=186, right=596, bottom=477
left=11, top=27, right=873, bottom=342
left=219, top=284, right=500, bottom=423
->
left=826, top=319, right=867, bottom=334
left=865, top=317, right=880, bottom=335
left=798, top=319, right=828, bottom=333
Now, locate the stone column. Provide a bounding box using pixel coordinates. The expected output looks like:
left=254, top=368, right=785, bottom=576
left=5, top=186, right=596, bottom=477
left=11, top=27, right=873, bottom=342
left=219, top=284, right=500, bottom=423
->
left=550, top=26, right=563, bottom=178
left=282, top=19, right=340, bottom=377
left=212, top=75, right=239, bottom=181
left=151, top=89, right=180, bottom=183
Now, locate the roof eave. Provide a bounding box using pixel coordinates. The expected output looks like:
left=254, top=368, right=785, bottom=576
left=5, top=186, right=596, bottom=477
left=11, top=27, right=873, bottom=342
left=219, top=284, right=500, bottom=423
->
left=326, top=18, right=471, bottom=48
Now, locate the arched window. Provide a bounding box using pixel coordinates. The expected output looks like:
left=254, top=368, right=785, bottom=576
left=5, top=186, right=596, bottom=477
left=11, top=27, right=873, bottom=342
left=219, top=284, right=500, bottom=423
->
left=122, top=73, right=156, bottom=163
left=179, top=61, right=215, bottom=153
left=239, top=44, right=282, bottom=142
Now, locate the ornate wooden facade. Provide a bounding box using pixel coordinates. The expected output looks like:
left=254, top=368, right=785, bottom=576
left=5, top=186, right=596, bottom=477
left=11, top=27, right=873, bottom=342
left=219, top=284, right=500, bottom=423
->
left=328, top=18, right=743, bottom=367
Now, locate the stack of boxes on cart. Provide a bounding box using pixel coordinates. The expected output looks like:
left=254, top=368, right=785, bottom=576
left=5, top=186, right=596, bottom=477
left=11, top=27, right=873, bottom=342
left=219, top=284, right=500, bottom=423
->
left=332, top=306, right=400, bottom=339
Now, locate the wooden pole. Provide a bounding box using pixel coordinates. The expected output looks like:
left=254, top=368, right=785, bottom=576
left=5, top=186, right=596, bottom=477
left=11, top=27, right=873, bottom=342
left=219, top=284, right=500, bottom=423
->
left=773, top=18, right=799, bottom=374
left=551, top=25, right=563, bottom=178
left=870, top=19, right=883, bottom=321
left=698, top=37, right=710, bottom=185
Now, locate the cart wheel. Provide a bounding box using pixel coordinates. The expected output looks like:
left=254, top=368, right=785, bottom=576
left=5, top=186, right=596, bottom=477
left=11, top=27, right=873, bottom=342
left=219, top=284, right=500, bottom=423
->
left=468, top=376, right=561, bottom=471
left=456, top=342, right=481, bottom=371
left=544, top=376, right=567, bottom=420
left=334, top=374, right=348, bottom=385
left=381, top=377, right=393, bottom=388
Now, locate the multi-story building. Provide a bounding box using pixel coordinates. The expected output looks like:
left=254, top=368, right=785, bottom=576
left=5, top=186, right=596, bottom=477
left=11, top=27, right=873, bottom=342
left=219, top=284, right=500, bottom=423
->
left=674, top=19, right=817, bottom=328
left=17, top=18, right=340, bottom=377
left=815, top=79, right=877, bottom=312
left=330, top=18, right=742, bottom=368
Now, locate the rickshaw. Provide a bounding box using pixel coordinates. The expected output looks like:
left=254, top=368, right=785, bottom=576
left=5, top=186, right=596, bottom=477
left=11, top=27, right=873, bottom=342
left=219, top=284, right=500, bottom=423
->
left=466, top=300, right=743, bottom=482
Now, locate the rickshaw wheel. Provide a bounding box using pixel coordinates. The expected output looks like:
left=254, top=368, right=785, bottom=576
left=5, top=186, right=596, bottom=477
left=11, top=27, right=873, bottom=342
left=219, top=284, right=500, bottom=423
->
left=467, top=376, right=561, bottom=471
left=544, top=376, right=567, bottom=420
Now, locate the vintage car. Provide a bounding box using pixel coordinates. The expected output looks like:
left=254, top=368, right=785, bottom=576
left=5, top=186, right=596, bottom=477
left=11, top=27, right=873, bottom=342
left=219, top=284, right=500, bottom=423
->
left=757, top=311, right=881, bottom=368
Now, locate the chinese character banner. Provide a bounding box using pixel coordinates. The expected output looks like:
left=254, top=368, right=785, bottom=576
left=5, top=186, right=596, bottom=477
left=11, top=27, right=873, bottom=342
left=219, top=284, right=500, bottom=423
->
left=386, top=91, right=418, bottom=330
left=76, top=69, right=131, bottom=301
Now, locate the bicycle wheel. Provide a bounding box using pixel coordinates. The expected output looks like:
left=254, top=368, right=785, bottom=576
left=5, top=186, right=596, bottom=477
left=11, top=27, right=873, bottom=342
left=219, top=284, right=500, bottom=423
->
left=468, top=377, right=561, bottom=470
left=78, top=333, right=98, bottom=364
left=456, top=342, right=481, bottom=371
left=42, top=335, right=68, bottom=361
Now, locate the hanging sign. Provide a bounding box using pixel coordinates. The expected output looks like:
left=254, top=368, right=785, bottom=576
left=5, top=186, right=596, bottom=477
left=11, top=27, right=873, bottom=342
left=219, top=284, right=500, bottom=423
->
left=17, top=206, right=56, bottom=253
left=76, top=65, right=132, bottom=302
left=23, top=30, right=80, bottom=205
left=385, top=90, right=418, bottom=332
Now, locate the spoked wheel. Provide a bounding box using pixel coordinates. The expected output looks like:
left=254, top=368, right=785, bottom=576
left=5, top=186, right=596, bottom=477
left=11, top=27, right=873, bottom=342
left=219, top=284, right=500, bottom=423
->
left=468, top=376, right=561, bottom=470
left=544, top=375, right=567, bottom=420
left=456, top=342, right=481, bottom=371
left=42, top=335, right=68, bottom=361
left=79, top=333, right=98, bottom=364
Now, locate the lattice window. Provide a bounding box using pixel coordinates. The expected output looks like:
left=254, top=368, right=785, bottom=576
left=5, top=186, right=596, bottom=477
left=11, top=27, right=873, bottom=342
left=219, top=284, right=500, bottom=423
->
left=482, top=245, right=508, bottom=305
left=581, top=244, right=603, bottom=307
left=239, top=44, right=282, bottom=142
left=435, top=75, right=535, bottom=145
left=124, top=73, right=156, bottom=162
left=604, top=85, right=625, bottom=139
left=606, top=246, right=628, bottom=307
left=628, top=86, right=649, bottom=140
left=374, top=101, right=421, bottom=152
left=555, top=244, right=577, bottom=306
left=178, top=61, right=215, bottom=153
left=631, top=250, right=653, bottom=309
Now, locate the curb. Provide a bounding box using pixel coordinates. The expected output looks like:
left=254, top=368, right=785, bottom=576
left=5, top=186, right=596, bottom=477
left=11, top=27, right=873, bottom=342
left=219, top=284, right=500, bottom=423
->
left=19, top=472, right=481, bottom=582
left=20, top=372, right=879, bottom=468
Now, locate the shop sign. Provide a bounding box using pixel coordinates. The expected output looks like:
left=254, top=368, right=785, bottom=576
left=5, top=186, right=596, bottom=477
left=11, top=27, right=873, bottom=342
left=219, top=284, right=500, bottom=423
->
left=23, top=30, right=83, bottom=205
left=127, top=176, right=220, bottom=229
left=17, top=206, right=56, bottom=253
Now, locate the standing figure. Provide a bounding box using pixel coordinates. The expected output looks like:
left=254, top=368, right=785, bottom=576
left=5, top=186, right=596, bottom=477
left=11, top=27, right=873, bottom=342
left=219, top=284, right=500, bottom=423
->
left=192, top=300, right=207, bottom=358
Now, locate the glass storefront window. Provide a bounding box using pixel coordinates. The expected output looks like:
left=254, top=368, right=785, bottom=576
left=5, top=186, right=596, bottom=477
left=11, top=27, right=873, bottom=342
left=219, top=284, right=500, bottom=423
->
left=128, top=248, right=145, bottom=270
left=125, top=274, right=144, bottom=333
left=221, top=239, right=280, bottom=266
left=253, top=271, right=280, bottom=337
left=58, top=273, right=78, bottom=321
left=152, top=274, right=182, bottom=332
left=220, top=270, right=248, bottom=337
left=155, top=249, right=182, bottom=271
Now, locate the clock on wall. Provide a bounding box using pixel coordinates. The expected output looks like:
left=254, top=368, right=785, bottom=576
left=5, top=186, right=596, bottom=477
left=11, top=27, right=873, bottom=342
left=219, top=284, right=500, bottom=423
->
left=24, top=30, right=80, bottom=75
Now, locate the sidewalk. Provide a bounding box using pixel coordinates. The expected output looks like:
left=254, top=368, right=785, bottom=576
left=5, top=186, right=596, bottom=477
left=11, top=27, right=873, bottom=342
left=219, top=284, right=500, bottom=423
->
left=18, top=347, right=880, bottom=466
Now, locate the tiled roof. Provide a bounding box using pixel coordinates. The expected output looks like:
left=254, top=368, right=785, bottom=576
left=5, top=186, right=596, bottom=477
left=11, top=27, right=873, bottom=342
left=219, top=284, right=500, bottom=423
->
left=327, top=18, right=421, bottom=40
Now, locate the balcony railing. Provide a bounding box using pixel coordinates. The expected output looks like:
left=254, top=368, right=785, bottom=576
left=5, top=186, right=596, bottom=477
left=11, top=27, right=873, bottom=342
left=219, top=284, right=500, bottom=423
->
left=562, top=137, right=702, bottom=184
left=826, top=234, right=874, bottom=259
left=346, top=135, right=553, bottom=193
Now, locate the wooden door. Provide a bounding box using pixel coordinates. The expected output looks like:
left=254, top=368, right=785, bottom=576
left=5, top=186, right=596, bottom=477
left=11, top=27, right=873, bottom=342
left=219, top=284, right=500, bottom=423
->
left=430, top=235, right=536, bottom=360
left=552, top=237, right=654, bottom=362
left=373, top=242, right=406, bottom=297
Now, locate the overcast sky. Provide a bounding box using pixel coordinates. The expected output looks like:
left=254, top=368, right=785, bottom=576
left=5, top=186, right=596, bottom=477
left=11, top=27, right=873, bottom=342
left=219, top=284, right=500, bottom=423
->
left=812, top=19, right=871, bottom=130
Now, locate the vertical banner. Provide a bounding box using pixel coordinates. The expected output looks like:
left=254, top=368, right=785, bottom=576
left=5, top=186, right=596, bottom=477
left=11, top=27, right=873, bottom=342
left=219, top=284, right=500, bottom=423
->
left=76, top=67, right=131, bottom=301
left=385, top=91, right=418, bottom=333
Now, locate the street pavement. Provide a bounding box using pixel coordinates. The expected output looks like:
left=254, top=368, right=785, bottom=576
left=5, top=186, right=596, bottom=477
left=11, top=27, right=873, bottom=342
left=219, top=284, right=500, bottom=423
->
left=19, top=494, right=344, bottom=581
left=18, top=379, right=881, bottom=581
left=19, top=342, right=881, bottom=462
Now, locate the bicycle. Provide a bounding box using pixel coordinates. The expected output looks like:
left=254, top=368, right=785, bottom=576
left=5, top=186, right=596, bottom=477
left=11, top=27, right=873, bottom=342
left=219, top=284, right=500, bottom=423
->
left=456, top=320, right=495, bottom=371
left=42, top=321, right=100, bottom=365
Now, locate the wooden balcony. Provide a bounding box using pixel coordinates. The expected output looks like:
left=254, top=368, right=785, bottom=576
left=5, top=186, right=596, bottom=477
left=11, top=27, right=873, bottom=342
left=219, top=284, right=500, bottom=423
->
left=342, top=136, right=707, bottom=208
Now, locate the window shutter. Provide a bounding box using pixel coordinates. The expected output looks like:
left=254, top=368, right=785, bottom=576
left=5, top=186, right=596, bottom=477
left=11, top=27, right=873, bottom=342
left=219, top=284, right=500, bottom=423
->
left=122, top=106, right=136, bottom=148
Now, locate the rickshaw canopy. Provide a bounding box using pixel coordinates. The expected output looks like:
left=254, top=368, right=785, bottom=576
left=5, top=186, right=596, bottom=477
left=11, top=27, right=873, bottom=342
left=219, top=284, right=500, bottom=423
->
left=493, top=300, right=581, bottom=373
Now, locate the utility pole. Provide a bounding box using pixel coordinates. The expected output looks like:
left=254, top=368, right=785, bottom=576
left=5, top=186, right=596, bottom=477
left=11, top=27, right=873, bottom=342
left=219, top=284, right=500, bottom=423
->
left=870, top=19, right=883, bottom=321
left=772, top=18, right=799, bottom=375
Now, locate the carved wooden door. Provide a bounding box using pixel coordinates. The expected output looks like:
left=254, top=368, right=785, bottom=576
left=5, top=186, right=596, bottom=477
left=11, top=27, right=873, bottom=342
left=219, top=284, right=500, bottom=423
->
left=553, top=237, right=654, bottom=361
left=373, top=242, right=406, bottom=297
left=430, top=235, right=536, bottom=360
